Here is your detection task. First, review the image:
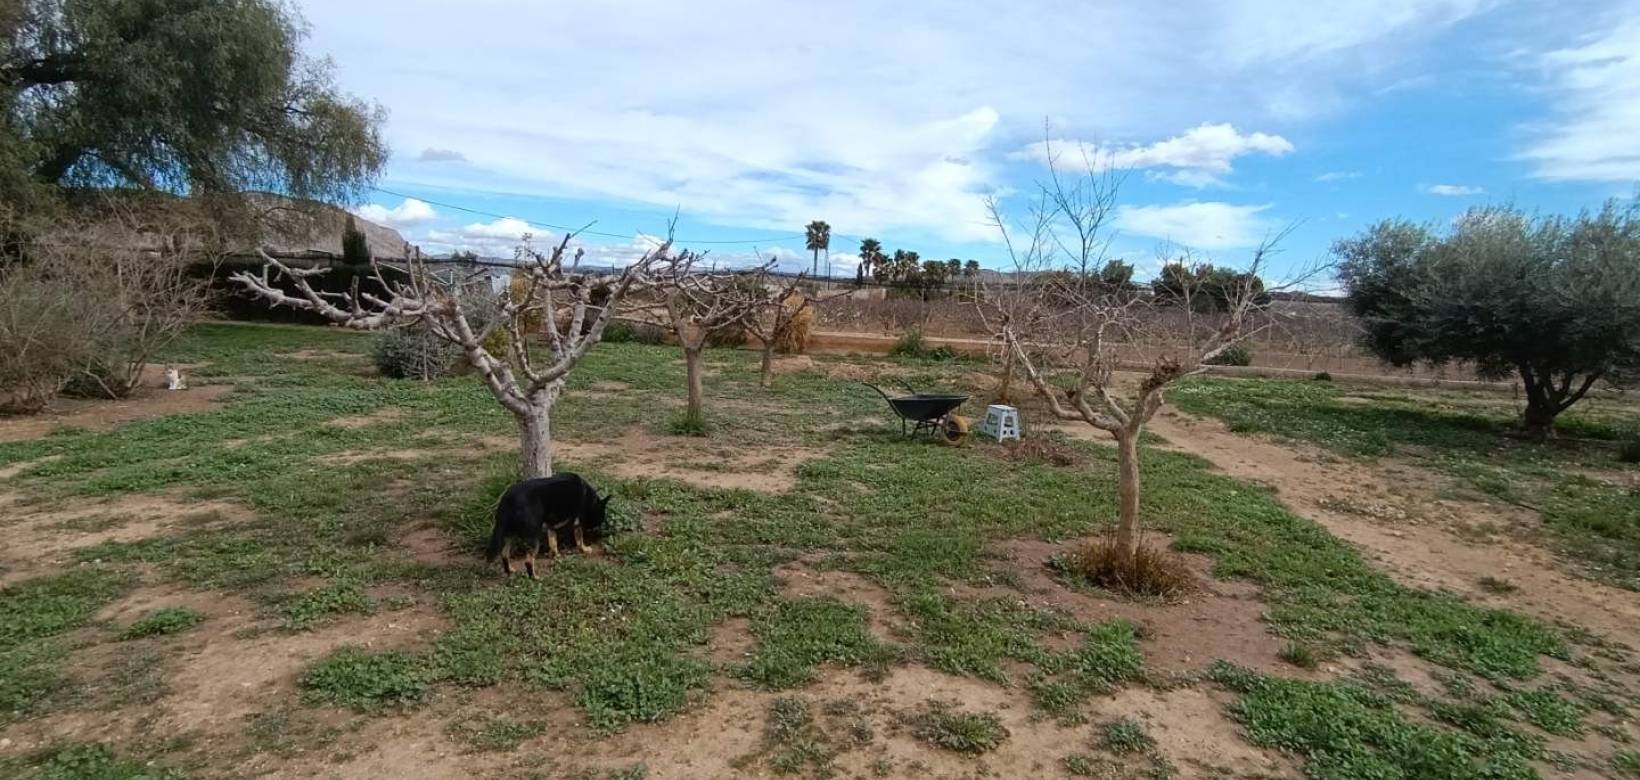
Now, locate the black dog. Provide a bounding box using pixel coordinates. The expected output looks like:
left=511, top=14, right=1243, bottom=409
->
left=485, top=472, right=610, bottom=578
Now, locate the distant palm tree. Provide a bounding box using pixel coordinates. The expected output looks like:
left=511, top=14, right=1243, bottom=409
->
left=805, top=220, right=831, bottom=279
left=963, top=259, right=980, bottom=277
left=857, top=238, right=883, bottom=284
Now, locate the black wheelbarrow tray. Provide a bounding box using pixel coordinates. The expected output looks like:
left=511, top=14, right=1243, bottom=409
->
left=863, top=382, right=972, bottom=444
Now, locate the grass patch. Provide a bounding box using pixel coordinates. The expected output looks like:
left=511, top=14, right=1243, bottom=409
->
left=281, top=579, right=372, bottom=629
left=1, top=570, right=132, bottom=650
left=6, top=743, right=181, bottom=780
left=739, top=597, right=897, bottom=689
left=910, top=703, right=1008, bottom=754
left=1278, top=642, right=1320, bottom=670
left=1030, top=620, right=1145, bottom=720
left=1503, top=688, right=1586, bottom=737
left=119, top=607, right=203, bottom=640
left=665, top=410, right=712, bottom=436
left=1212, top=662, right=1539, bottom=779
left=1100, top=717, right=1155, bottom=754
left=445, top=714, right=545, bottom=752
left=300, top=646, right=429, bottom=711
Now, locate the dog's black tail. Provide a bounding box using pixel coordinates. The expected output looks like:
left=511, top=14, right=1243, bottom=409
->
left=484, top=511, right=508, bottom=562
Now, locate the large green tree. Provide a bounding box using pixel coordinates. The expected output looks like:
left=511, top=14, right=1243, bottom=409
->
left=2, top=0, right=386, bottom=210
left=1336, top=201, right=1640, bottom=438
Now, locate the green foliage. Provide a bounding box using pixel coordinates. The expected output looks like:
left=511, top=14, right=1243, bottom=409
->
left=762, top=698, right=836, bottom=775
left=374, top=325, right=463, bottom=380
left=602, top=321, right=667, bottom=345
left=281, top=580, right=372, bottom=629
left=1313, top=371, right=1334, bottom=381
left=1619, top=439, right=1640, bottom=464
left=1152, top=262, right=1269, bottom=313
left=1614, top=750, right=1640, bottom=777
left=1030, top=620, right=1145, bottom=719
left=888, top=329, right=956, bottom=361
left=1, top=570, right=132, bottom=650
left=1212, top=663, right=1539, bottom=779
left=19, top=743, right=181, bottom=780
left=911, top=704, right=1008, bottom=754
left=300, top=647, right=429, bottom=711
left=1503, top=688, right=1586, bottom=736
left=444, top=714, right=545, bottom=752
left=1279, top=642, right=1319, bottom=670
left=739, top=598, right=896, bottom=689
left=1100, top=717, right=1155, bottom=754
left=1205, top=345, right=1253, bottom=367
left=1335, top=202, right=1640, bottom=435
left=120, top=607, right=203, bottom=640
left=4, top=0, right=386, bottom=208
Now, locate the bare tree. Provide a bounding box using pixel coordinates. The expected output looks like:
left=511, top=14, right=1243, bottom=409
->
left=979, top=140, right=1307, bottom=562
left=648, top=260, right=771, bottom=424
left=741, top=274, right=851, bottom=388
left=231, top=232, right=677, bottom=478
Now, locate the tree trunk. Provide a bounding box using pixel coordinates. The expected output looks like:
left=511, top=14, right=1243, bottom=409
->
left=1520, top=400, right=1557, bottom=441
left=759, top=342, right=775, bottom=389
left=516, top=404, right=553, bottom=479
left=684, top=345, right=705, bottom=420
left=997, top=349, right=1015, bottom=404
left=1516, top=365, right=1557, bottom=441
left=1113, top=430, right=1141, bottom=559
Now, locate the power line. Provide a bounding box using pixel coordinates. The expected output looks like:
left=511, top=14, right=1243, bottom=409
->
left=370, top=186, right=809, bottom=246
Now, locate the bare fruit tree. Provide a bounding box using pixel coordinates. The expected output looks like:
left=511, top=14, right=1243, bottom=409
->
left=741, top=275, right=849, bottom=388
left=231, top=233, right=676, bottom=479
left=649, top=260, right=772, bottom=424
left=979, top=141, right=1304, bottom=562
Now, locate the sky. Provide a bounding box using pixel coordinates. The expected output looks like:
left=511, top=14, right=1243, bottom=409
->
left=297, top=0, right=1640, bottom=281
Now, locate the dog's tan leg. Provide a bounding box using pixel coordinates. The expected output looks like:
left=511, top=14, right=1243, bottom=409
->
left=546, top=528, right=561, bottom=559
left=574, top=524, right=593, bottom=554
left=523, top=543, right=538, bottom=579
left=500, top=540, right=513, bottom=575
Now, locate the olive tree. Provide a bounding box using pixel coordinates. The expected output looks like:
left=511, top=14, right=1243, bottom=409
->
left=231, top=234, right=680, bottom=479
left=1336, top=201, right=1640, bottom=438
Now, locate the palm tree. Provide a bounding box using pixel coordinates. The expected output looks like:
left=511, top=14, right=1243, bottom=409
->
left=857, top=238, right=883, bottom=285
left=963, top=259, right=980, bottom=278
left=805, top=220, right=831, bottom=280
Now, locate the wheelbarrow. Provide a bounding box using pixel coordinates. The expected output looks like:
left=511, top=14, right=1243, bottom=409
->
left=863, top=382, right=971, bottom=444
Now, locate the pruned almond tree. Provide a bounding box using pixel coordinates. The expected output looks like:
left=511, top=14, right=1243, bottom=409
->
left=979, top=140, right=1306, bottom=562
left=741, top=275, right=851, bottom=388
left=230, top=233, right=677, bottom=478
left=649, top=259, right=772, bottom=425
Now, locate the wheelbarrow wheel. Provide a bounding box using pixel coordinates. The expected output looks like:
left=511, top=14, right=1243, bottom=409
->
left=940, top=415, right=970, bottom=445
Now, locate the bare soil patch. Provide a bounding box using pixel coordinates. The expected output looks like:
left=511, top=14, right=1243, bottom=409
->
left=774, top=557, right=903, bottom=642
left=0, top=492, right=251, bottom=586
left=0, top=366, right=231, bottom=444
left=1147, top=409, right=1640, bottom=642
left=324, top=406, right=405, bottom=430
left=558, top=427, right=827, bottom=493
left=988, top=537, right=1294, bottom=677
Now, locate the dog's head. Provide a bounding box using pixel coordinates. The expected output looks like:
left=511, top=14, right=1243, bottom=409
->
left=585, top=493, right=612, bottom=536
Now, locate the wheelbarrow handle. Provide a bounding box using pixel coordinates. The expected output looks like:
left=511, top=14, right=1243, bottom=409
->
left=861, top=382, right=895, bottom=403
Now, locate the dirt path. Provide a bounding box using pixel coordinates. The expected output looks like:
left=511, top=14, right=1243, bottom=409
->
left=1144, top=410, right=1640, bottom=643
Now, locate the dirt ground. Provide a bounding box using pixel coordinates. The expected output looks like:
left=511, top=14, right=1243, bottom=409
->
left=0, top=365, right=229, bottom=444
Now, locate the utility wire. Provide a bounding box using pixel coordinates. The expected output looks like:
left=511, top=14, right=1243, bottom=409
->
left=370, top=186, right=809, bottom=246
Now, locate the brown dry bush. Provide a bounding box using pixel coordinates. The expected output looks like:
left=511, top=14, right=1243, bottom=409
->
left=775, top=290, right=814, bottom=354
left=988, top=437, right=1083, bottom=467
left=1058, top=539, right=1197, bottom=599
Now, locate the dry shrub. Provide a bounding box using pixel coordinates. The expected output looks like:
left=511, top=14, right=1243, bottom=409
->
left=775, top=291, right=813, bottom=354
left=992, top=438, right=1082, bottom=466
left=1, top=205, right=214, bottom=409
left=1060, top=539, right=1197, bottom=599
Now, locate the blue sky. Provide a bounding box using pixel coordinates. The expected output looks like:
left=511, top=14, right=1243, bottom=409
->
left=296, top=0, right=1640, bottom=281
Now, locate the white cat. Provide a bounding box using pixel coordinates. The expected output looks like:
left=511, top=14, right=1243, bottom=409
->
left=164, top=366, right=187, bottom=391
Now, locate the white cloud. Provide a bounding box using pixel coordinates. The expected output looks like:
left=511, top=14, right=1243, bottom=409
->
left=296, top=1, right=1492, bottom=239
left=1314, top=170, right=1362, bottom=182
left=1114, top=201, right=1275, bottom=250
left=1015, top=124, right=1294, bottom=188
left=417, top=148, right=468, bottom=163
left=1517, top=15, right=1640, bottom=182
left=1424, top=183, right=1484, bottom=196
left=423, top=217, right=540, bottom=257
left=353, top=198, right=437, bottom=228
